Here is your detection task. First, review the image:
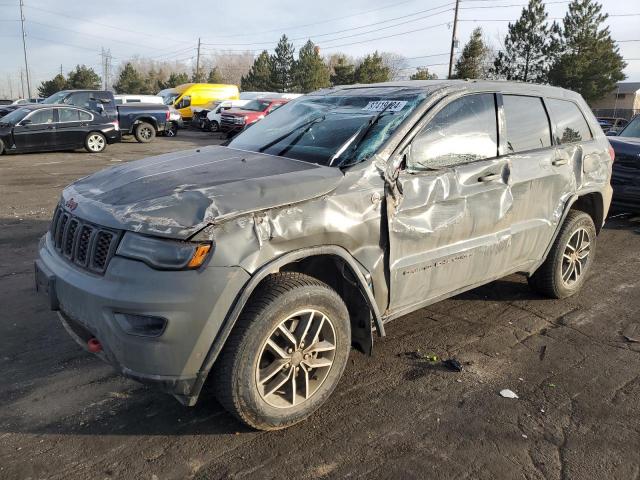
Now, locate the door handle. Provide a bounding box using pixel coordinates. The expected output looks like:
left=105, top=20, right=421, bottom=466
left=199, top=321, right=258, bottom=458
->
left=552, top=159, right=568, bottom=166
left=478, top=173, right=501, bottom=183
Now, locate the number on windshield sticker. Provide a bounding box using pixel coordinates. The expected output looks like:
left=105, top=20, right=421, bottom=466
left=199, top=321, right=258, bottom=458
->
left=362, top=100, right=408, bottom=112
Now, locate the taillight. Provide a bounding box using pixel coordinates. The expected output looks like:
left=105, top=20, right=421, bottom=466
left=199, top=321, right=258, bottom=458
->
left=166, top=110, right=170, bottom=121
left=608, top=144, right=615, bottom=162
left=110, top=120, right=119, bottom=131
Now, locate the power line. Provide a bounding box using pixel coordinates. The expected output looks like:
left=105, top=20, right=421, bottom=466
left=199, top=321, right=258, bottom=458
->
left=201, top=2, right=454, bottom=46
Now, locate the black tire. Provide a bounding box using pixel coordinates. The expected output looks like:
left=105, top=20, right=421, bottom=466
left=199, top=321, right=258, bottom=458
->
left=0, top=138, right=4, bottom=155
left=134, top=122, right=155, bottom=143
left=213, top=272, right=351, bottom=430
left=84, top=132, right=107, bottom=153
left=528, top=210, right=597, bottom=298
left=165, top=122, right=178, bottom=137
left=210, top=120, right=219, bottom=133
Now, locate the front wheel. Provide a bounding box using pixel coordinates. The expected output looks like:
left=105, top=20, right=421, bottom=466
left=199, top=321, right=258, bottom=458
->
left=213, top=272, right=351, bottom=430
left=210, top=120, right=219, bottom=132
left=84, top=132, right=106, bottom=153
left=134, top=122, right=155, bottom=143
left=528, top=210, right=597, bottom=298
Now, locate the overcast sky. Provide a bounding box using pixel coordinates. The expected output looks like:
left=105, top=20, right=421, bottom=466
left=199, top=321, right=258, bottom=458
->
left=0, top=0, right=638, bottom=98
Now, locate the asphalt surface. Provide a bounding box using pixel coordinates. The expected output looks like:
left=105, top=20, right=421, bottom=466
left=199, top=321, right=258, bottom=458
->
left=0, top=130, right=639, bottom=480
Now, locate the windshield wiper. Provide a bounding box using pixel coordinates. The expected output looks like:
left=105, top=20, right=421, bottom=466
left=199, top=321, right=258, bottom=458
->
left=257, top=114, right=326, bottom=153
left=332, top=102, right=394, bottom=167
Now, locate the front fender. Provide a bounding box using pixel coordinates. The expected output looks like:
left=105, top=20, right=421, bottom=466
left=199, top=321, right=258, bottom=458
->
left=187, top=245, right=384, bottom=405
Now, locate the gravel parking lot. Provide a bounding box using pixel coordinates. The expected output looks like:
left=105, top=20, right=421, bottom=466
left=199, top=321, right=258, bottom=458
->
left=0, top=131, right=638, bottom=480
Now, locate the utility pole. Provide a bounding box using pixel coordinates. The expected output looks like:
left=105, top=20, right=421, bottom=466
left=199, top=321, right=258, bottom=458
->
left=60, top=64, right=63, bottom=76
left=448, top=0, right=460, bottom=79
left=20, top=70, right=25, bottom=98
left=19, top=0, right=32, bottom=98
left=196, top=37, right=201, bottom=82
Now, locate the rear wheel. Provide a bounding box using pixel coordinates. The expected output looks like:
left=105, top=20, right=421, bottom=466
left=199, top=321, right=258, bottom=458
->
left=134, top=122, right=155, bottom=143
left=528, top=210, right=596, bottom=298
left=210, top=120, right=219, bottom=133
left=213, top=272, right=351, bottom=430
left=84, top=132, right=106, bottom=153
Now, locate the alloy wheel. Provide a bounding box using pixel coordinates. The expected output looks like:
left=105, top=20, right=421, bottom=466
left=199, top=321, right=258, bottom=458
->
left=140, top=126, right=152, bottom=140
left=255, top=309, right=337, bottom=409
left=561, top=227, right=590, bottom=286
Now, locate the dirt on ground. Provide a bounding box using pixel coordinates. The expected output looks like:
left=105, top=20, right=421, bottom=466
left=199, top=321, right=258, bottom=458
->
left=0, top=131, right=638, bottom=480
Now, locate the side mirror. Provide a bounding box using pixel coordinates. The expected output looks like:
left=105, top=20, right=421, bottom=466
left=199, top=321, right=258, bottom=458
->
left=19, top=118, right=32, bottom=126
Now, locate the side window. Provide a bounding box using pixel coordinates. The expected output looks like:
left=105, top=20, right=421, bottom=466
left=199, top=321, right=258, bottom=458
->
left=27, top=109, right=54, bottom=125
left=546, top=98, right=593, bottom=144
left=58, top=108, right=80, bottom=122
left=502, top=95, right=552, bottom=153
left=78, top=110, right=92, bottom=121
left=409, top=93, right=498, bottom=169
left=68, top=92, right=91, bottom=109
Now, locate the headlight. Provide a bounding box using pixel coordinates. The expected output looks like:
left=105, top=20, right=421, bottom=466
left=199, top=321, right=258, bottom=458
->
left=116, top=232, right=212, bottom=270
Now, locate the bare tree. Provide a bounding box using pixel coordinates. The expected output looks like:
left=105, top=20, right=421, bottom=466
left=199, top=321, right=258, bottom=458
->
left=379, top=52, right=409, bottom=80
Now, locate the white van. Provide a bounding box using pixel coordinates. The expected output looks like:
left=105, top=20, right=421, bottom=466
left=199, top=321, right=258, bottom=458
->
left=114, top=95, right=164, bottom=105
left=205, top=99, right=249, bottom=132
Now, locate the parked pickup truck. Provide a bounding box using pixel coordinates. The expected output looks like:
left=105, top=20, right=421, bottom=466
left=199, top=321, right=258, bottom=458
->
left=42, top=90, right=170, bottom=143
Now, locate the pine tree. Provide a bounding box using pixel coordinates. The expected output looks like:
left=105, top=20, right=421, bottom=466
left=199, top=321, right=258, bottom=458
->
left=330, top=55, right=356, bottom=85
left=38, top=74, right=68, bottom=98
left=241, top=51, right=273, bottom=91
left=547, top=0, right=626, bottom=102
left=66, top=65, right=101, bottom=89
left=113, top=62, right=146, bottom=94
left=270, top=35, right=296, bottom=92
left=410, top=67, right=438, bottom=80
left=454, top=28, right=491, bottom=79
left=492, top=0, right=552, bottom=82
left=207, top=67, right=224, bottom=84
left=354, top=52, right=390, bottom=83
left=161, top=72, right=190, bottom=89
left=293, top=40, right=331, bottom=93
left=145, top=68, right=162, bottom=94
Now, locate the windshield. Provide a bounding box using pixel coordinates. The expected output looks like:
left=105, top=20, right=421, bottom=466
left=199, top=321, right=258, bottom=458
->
left=159, top=91, right=180, bottom=105
left=228, top=89, right=426, bottom=167
left=619, top=116, right=640, bottom=138
left=0, top=107, right=30, bottom=125
left=42, top=91, right=70, bottom=104
left=241, top=100, right=272, bottom=112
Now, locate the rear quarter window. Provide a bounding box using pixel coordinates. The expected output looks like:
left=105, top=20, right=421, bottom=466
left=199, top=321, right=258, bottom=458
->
left=502, top=95, right=552, bottom=153
left=546, top=98, right=593, bottom=144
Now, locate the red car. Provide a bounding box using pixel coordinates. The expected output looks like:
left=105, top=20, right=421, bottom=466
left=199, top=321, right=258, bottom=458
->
left=220, top=98, right=289, bottom=136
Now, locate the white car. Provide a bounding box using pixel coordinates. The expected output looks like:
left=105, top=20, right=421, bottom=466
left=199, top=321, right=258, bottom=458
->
left=205, top=100, right=249, bottom=132
left=114, top=95, right=164, bottom=105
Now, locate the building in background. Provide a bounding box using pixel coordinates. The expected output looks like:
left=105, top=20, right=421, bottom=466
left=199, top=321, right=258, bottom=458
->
left=591, top=82, right=640, bottom=120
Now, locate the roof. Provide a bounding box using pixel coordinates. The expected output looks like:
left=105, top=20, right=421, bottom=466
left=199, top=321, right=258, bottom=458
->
left=614, top=82, right=640, bottom=94
left=317, top=80, right=581, bottom=100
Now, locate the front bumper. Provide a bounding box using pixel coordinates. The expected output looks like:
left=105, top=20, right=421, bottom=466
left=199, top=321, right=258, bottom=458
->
left=35, top=232, right=250, bottom=403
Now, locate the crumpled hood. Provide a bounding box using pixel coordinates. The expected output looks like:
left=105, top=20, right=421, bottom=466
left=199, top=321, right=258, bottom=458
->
left=62, top=145, right=344, bottom=239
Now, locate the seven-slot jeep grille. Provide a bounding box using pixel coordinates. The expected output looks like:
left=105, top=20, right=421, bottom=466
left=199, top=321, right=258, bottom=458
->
left=50, top=206, right=121, bottom=274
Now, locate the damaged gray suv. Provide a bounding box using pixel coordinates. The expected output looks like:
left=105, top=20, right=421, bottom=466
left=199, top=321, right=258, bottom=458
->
left=35, top=81, right=613, bottom=430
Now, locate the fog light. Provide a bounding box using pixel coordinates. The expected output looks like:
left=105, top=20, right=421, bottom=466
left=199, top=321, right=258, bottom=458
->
left=114, top=313, right=167, bottom=337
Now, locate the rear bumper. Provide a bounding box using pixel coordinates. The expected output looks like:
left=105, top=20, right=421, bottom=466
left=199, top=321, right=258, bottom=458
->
left=106, top=130, right=121, bottom=144
left=35, top=232, right=250, bottom=403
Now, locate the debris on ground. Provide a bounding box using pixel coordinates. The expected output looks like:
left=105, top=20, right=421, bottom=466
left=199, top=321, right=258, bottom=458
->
left=499, top=389, right=519, bottom=399
left=442, top=358, right=463, bottom=372
left=402, top=352, right=464, bottom=372
left=622, top=323, right=639, bottom=343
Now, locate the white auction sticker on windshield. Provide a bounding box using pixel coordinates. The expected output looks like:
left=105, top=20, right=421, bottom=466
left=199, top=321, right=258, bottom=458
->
left=362, top=100, right=407, bottom=112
